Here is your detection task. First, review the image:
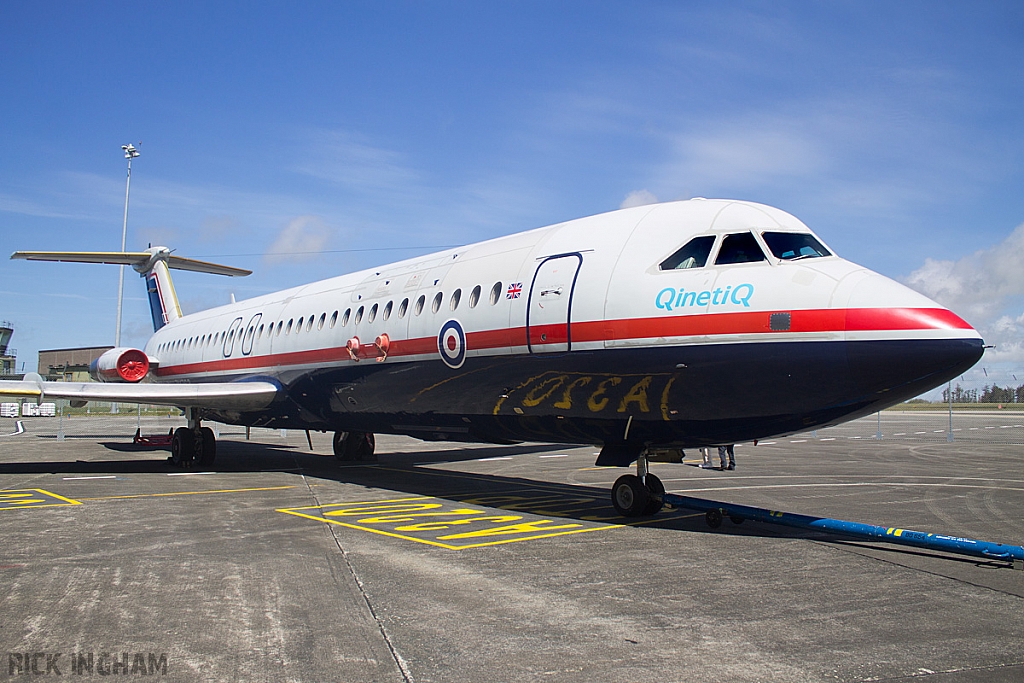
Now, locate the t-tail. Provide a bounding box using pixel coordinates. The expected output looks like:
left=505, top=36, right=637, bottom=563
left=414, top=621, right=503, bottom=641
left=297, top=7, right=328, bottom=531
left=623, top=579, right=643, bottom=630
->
left=10, top=247, right=250, bottom=331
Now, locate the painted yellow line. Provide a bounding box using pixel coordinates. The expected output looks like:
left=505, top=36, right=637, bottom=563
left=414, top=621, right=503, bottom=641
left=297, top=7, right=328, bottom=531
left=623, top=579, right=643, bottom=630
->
left=278, top=507, right=617, bottom=550
left=0, top=488, right=82, bottom=509
left=79, top=485, right=297, bottom=501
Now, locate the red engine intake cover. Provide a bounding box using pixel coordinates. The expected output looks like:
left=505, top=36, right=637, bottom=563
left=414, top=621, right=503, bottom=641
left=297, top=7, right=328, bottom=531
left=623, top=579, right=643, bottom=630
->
left=115, top=349, right=150, bottom=382
left=91, top=347, right=151, bottom=383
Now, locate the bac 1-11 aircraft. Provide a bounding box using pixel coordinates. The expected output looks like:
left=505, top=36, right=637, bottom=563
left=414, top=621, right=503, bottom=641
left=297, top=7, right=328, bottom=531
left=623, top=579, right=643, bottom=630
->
left=2, top=199, right=983, bottom=516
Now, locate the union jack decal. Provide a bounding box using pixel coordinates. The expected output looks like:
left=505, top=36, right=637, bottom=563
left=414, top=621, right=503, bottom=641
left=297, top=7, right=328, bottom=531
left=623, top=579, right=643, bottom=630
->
left=506, top=282, right=523, bottom=299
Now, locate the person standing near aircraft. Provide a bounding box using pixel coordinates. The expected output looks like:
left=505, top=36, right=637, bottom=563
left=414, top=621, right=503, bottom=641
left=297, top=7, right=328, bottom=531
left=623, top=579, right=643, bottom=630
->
left=718, top=444, right=735, bottom=470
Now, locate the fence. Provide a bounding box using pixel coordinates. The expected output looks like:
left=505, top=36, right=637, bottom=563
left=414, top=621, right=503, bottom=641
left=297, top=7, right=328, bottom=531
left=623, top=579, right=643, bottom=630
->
left=2, top=400, right=1023, bottom=445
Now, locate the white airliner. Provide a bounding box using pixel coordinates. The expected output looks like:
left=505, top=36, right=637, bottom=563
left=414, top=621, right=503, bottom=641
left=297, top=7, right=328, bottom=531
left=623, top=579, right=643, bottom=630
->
left=3, top=199, right=983, bottom=516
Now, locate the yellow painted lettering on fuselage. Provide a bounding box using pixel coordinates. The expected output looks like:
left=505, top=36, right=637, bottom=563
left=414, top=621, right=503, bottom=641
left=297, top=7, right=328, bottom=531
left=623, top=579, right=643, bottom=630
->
left=617, top=376, right=652, bottom=413
left=587, top=377, right=622, bottom=412
left=553, top=376, right=592, bottom=410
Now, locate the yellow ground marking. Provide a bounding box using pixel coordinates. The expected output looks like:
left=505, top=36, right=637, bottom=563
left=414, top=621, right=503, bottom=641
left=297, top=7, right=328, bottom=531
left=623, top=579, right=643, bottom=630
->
left=0, top=489, right=82, bottom=509
left=278, top=495, right=623, bottom=550
left=79, top=485, right=296, bottom=501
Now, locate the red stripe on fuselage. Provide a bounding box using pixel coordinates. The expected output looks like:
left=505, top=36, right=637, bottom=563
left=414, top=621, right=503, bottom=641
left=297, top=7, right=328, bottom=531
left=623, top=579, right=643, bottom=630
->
left=154, top=307, right=974, bottom=378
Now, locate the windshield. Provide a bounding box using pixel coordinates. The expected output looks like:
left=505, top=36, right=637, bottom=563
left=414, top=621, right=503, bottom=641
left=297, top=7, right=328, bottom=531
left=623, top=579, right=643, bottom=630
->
left=715, top=232, right=766, bottom=265
left=762, top=232, right=831, bottom=260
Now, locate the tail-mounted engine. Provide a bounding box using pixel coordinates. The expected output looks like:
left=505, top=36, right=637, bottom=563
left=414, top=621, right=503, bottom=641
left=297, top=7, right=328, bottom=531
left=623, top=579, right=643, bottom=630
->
left=90, top=347, right=153, bottom=383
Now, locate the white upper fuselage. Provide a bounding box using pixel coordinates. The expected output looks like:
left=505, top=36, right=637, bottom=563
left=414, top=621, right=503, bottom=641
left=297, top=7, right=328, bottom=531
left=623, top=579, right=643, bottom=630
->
left=145, top=199, right=979, bottom=382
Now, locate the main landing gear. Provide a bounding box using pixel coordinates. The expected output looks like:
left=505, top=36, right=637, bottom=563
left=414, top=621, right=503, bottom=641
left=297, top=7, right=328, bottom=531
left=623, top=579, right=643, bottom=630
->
left=169, top=408, right=216, bottom=468
left=333, top=431, right=376, bottom=462
left=611, top=453, right=664, bottom=517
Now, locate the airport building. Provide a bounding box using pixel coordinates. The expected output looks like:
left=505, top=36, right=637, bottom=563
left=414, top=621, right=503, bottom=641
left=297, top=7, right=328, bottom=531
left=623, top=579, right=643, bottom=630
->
left=38, top=346, right=114, bottom=382
left=0, top=320, right=19, bottom=377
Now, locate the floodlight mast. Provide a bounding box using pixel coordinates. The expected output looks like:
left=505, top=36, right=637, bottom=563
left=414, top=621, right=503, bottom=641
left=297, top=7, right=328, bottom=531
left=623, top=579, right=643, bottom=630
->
left=113, top=143, right=139, bottom=415
left=115, top=143, right=140, bottom=349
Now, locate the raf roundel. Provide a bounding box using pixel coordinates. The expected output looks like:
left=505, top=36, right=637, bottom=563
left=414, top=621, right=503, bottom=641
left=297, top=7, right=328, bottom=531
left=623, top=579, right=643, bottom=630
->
left=437, top=319, right=466, bottom=369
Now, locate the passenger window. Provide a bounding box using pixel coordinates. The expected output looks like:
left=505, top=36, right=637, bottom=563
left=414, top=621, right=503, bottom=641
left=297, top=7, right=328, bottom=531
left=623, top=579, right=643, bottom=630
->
left=354, top=306, right=364, bottom=325
left=762, top=232, right=831, bottom=260
left=382, top=301, right=393, bottom=321
left=489, top=282, right=502, bottom=305
left=296, top=316, right=304, bottom=333
left=317, top=313, right=326, bottom=330
left=286, top=319, right=293, bottom=334
left=715, top=232, right=767, bottom=265
left=432, top=292, right=443, bottom=313
left=660, top=235, right=716, bottom=270
left=469, top=285, right=481, bottom=308
left=368, top=304, right=378, bottom=323
left=342, top=309, right=351, bottom=326
left=398, top=298, right=408, bottom=318
left=414, top=295, right=426, bottom=316
left=329, top=311, right=338, bottom=328
left=306, top=315, right=314, bottom=332
left=450, top=288, right=461, bottom=311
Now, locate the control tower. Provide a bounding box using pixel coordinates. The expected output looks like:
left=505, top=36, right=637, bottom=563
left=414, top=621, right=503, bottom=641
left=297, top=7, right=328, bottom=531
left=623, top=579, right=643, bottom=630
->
left=0, top=321, right=17, bottom=376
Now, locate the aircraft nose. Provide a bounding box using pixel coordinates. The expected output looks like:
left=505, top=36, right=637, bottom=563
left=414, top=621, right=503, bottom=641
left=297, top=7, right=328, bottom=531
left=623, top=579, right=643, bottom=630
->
left=843, top=273, right=984, bottom=401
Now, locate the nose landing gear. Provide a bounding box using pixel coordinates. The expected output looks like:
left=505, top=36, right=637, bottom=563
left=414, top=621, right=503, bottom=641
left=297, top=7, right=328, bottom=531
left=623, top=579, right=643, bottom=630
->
left=333, top=431, right=376, bottom=462
left=611, top=452, right=664, bottom=517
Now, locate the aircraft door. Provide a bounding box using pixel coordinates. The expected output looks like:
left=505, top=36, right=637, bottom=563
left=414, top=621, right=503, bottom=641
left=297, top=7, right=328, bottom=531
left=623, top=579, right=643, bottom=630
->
left=222, top=317, right=243, bottom=358
left=527, top=253, right=583, bottom=353
left=241, top=313, right=262, bottom=356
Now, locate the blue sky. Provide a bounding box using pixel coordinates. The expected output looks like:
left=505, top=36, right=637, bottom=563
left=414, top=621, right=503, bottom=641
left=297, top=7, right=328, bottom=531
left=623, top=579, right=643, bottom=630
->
left=2, top=2, right=1023, bottom=394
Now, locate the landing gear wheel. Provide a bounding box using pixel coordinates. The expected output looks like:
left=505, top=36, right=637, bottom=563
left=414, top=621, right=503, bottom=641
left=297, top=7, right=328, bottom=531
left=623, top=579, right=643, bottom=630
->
left=642, top=473, right=665, bottom=515
left=705, top=508, right=723, bottom=529
left=171, top=427, right=194, bottom=467
left=729, top=515, right=744, bottom=525
left=333, top=431, right=377, bottom=462
left=196, top=427, right=217, bottom=467
left=612, top=474, right=651, bottom=517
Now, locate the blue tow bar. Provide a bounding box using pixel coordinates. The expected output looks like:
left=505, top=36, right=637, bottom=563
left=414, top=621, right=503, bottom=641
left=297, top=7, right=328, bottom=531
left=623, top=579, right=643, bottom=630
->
left=662, top=492, right=1024, bottom=568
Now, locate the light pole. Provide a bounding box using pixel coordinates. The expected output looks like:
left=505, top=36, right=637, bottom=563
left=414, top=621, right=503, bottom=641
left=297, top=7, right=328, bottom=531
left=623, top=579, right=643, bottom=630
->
left=113, top=144, right=139, bottom=415
left=115, top=143, right=140, bottom=349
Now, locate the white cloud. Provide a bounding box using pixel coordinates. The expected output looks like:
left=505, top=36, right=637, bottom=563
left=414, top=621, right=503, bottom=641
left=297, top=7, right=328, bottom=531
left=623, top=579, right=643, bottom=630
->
left=264, top=216, right=331, bottom=264
left=620, top=189, right=658, bottom=209
left=904, top=222, right=1024, bottom=322
left=903, top=222, right=1024, bottom=365
left=292, top=130, right=420, bottom=194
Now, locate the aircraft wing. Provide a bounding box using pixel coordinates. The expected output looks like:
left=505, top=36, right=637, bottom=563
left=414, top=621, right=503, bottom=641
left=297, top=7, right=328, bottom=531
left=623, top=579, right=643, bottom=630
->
left=0, top=376, right=279, bottom=411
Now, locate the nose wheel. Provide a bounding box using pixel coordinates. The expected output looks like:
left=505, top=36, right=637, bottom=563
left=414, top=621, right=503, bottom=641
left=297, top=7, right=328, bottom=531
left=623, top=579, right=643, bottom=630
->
left=611, top=454, right=664, bottom=517
left=333, top=431, right=377, bottom=462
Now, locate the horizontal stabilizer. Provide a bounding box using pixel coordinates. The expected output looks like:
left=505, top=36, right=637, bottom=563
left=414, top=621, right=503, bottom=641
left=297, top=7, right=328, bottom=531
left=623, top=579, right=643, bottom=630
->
left=0, top=374, right=278, bottom=411
left=11, top=249, right=251, bottom=277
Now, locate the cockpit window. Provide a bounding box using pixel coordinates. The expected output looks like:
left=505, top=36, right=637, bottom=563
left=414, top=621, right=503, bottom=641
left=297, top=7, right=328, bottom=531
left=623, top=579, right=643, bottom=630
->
left=659, top=235, right=716, bottom=270
left=715, top=232, right=766, bottom=265
left=761, top=232, right=831, bottom=260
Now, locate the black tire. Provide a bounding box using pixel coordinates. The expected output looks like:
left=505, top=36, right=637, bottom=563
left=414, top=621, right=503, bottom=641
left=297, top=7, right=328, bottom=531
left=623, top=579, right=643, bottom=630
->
left=729, top=515, right=744, bottom=525
left=333, top=431, right=347, bottom=460
left=611, top=474, right=650, bottom=517
left=335, top=431, right=377, bottom=462
left=705, top=508, right=723, bottom=529
left=642, top=473, right=665, bottom=515
left=171, top=427, right=193, bottom=467
left=196, top=427, right=217, bottom=467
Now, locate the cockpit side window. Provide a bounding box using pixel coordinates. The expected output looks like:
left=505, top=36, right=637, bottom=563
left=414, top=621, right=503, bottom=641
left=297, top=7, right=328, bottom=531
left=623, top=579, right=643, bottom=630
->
left=659, top=235, right=716, bottom=270
left=761, top=232, right=832, bottom=260
left=715, top=232, right=767, bottom=265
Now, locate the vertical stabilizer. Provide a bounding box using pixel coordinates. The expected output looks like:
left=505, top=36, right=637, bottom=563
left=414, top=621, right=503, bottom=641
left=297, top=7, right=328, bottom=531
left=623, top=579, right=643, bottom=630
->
left=145, top=259, right=182, bottom=330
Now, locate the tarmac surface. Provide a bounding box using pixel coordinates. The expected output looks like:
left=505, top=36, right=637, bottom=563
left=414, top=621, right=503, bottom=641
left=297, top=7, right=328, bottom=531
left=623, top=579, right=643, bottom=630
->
left=1, top=412, right=1023, bottom=682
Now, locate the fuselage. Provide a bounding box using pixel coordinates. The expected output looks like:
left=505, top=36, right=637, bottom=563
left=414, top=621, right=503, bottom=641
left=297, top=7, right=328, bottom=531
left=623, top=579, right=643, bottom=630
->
left=141, top=199, right=983, bottom=450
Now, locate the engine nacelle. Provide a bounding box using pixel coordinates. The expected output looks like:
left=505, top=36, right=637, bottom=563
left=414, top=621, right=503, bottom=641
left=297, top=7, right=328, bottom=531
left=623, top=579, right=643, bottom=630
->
left=90, top=347, right=151, bottom=383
